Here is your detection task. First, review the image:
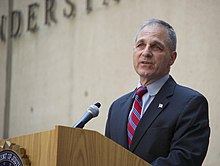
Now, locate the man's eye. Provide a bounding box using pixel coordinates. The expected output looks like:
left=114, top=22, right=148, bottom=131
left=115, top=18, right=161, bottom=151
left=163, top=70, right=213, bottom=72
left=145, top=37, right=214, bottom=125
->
left=151, top=44, right=163, bottom=51
left=136, top=43, right=145, bottom=49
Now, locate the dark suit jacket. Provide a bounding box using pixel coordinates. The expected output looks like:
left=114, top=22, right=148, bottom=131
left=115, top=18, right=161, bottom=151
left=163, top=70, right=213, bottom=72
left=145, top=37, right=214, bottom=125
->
left=105, top=76, right=210, bottom=166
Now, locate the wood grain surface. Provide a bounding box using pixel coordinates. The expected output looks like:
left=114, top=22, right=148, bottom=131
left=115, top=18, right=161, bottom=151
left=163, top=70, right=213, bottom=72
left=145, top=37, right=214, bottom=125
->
left=0, top=126, right=151, bottom=166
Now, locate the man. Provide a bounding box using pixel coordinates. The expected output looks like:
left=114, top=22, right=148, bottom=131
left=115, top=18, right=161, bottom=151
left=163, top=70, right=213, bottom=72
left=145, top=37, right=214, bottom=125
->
left=105, top=19, right=210, bottom=166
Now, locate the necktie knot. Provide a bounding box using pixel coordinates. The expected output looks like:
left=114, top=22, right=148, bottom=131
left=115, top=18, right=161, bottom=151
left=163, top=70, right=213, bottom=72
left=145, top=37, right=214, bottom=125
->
left=136, top=86, right=148, bottom=98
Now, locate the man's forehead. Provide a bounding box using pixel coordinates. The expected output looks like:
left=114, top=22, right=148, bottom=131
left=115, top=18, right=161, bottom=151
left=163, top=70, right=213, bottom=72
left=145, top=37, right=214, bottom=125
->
left=140, top=25, right=167, bottom=35
left=137, top=25, right=169, bottom=41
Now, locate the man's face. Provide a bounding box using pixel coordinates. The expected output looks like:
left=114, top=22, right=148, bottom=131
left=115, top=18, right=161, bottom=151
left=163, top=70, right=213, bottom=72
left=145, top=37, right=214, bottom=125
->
left=133, top=25, right=177, bottom=85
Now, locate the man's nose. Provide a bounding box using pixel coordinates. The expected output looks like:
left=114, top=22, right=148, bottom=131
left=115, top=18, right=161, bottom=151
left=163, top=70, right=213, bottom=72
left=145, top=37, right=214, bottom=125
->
left=142, top=45, right=153, bottom=57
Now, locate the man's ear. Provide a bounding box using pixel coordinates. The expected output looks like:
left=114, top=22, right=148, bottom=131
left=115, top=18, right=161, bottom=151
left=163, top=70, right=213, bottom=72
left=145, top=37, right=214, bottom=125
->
left=169, top=51, right=177, bottom=66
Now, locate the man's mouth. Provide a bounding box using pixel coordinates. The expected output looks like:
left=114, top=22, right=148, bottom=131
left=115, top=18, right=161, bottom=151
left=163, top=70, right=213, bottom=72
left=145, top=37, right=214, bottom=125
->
left=141, top=61, right=152, bottom=64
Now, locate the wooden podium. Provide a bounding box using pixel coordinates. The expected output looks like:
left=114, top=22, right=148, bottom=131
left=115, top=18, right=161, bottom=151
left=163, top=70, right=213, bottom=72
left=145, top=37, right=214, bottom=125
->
left=0, top=126, right=151, bottom=166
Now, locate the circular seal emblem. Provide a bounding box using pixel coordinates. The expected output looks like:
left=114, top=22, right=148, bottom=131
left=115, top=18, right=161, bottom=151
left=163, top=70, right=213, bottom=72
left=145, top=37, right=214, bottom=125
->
left=0, top=141, right=30, bottom=166
left=0, top=150, right=23, bottom=166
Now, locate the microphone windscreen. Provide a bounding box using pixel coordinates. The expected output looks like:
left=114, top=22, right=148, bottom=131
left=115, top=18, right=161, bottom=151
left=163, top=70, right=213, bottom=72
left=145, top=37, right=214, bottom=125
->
left=95, top=102, right=101, bottom=108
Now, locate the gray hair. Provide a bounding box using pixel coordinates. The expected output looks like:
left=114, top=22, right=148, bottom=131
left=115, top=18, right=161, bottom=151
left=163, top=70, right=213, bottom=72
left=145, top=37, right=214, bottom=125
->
left=135, top=19, right=177, bottom=51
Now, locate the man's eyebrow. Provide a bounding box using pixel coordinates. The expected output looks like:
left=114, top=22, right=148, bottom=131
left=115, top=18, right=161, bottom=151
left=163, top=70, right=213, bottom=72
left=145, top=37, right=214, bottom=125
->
left=151, top=40, right=165, bottom=48
left=136, top=39, right=144, bottom=44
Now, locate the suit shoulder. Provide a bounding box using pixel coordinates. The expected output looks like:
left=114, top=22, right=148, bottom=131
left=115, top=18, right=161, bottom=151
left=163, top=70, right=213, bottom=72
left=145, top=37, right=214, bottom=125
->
left=174, top=84, right=208, bottom=104
left=175, top=84, right=204, bottom=97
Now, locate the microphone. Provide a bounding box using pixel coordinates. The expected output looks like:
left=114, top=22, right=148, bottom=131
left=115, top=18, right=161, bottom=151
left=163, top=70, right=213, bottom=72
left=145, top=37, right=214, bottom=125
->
left=73, top=102, right=101, bottom=128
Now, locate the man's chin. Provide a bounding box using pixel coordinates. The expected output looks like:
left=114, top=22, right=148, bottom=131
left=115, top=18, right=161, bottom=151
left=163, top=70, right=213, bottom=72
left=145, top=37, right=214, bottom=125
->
left=138, top=71, right=152, bottom=78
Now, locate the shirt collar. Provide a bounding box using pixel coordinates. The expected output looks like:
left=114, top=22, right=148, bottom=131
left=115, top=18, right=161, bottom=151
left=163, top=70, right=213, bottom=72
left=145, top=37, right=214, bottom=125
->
left=137, top=74, right=169, bottom=96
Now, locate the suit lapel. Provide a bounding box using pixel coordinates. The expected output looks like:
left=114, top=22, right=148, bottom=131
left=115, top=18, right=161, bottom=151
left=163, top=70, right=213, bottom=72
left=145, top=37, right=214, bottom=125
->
left=117, top=90, right=135, bottom=148
left=130, top=77, right=176, bottom=151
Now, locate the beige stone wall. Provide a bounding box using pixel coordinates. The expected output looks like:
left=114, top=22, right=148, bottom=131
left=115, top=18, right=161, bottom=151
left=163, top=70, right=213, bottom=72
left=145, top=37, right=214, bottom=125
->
left=0, top=0, right=219, bottom=165
left=0, top=0, right=8, bottom=138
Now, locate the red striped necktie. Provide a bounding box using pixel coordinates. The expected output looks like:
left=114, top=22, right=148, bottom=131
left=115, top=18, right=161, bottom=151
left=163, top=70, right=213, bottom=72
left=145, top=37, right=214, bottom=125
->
left=127, top=86, right=148, bottom=147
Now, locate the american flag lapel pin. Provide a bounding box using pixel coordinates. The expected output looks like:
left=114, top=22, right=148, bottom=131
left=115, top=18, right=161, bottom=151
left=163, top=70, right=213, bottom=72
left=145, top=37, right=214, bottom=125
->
left=158, top=103, right=163, bottom=109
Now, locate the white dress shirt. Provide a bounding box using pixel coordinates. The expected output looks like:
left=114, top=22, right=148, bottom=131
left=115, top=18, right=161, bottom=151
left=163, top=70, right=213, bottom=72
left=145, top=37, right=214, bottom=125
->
left=134, top=74, right=169, bottom=118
